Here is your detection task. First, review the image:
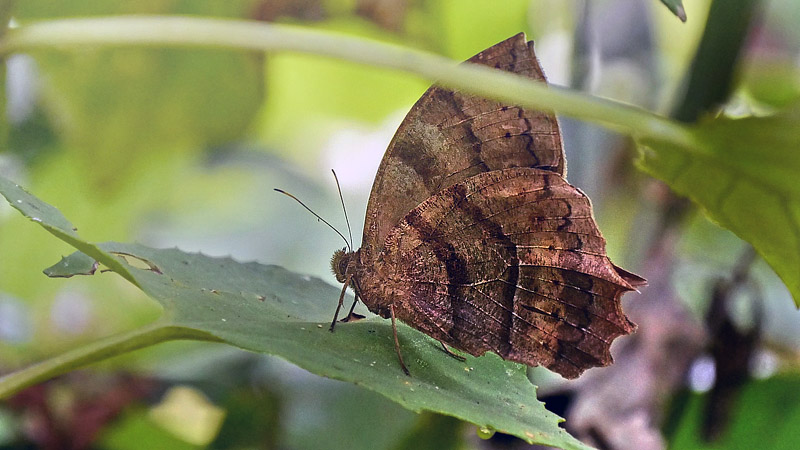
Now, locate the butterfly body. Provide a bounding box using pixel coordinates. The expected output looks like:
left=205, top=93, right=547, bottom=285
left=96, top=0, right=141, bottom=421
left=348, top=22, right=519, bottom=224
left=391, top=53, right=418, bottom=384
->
left=330, top=33, right=644, bottom=379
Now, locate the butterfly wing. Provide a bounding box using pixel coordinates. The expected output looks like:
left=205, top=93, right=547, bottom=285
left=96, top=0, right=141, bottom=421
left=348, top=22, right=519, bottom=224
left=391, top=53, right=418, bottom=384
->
left=369, top=168, right=636, bottom=379
left=362, top=33, right=564, bottom=251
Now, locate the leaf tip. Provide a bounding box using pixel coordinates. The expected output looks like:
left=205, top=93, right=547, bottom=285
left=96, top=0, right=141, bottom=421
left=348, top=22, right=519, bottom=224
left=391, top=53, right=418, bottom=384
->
left=676, top=5, right=687, bottom=22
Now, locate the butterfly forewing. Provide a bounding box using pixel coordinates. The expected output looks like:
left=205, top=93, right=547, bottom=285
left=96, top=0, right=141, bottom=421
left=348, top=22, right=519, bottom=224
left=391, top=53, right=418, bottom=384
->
left=362, top=33, right=565, bottom=251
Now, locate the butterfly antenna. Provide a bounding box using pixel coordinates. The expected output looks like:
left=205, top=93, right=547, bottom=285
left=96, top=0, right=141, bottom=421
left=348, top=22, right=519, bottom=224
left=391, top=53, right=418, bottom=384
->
left=274, top=188, right=351, bottom=251
left=331, top=169, right=354, bottom=250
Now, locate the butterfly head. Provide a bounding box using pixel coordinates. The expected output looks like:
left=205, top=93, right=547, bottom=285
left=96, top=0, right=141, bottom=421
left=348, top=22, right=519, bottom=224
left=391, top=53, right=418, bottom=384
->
left=330, top=248, right=357, bottom=283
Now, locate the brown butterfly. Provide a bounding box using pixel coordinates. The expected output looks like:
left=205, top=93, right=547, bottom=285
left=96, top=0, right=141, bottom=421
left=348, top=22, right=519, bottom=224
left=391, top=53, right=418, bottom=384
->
left=326, top=33, right=645, bottom=379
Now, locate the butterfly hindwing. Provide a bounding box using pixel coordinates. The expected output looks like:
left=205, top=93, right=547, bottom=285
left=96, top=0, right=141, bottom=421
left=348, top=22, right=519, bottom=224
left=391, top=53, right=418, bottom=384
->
left=372, top=168, right=636, bottom=379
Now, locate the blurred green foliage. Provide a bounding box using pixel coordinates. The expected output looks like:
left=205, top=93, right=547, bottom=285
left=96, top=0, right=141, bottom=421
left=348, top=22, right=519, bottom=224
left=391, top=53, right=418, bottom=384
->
left=668, top=376, right=800, bottom=449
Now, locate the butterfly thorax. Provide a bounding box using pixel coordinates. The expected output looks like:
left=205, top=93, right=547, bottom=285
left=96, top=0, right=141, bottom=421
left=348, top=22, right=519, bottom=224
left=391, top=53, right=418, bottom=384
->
left=330, top=246, right=396, bottom=319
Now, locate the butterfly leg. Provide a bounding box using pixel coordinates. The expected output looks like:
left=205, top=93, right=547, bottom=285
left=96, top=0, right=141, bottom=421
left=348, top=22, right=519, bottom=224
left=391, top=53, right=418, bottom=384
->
left=390, top=303, right=411, bottom=376
left=340, top=293, right=366, bottom=322
left=439, top=341, right=466, bottom=362
left=329, top=273, right=352, bottom=332
left=345, top=293, right=359, bottom=317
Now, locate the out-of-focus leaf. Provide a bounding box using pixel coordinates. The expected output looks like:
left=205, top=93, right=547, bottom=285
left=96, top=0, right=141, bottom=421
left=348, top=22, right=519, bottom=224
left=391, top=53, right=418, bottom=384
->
left=14, top=2, right=263, bottom=191
left=99, top=407, right=201, bottom=450
left=211, top=383, right=281, bottom=449
left=0, top=176, right=591, bottom=450
left=148, top=386, right=225, bottom=445
left=638, top=103, right=800, bottom=306
left=391, top=413, right=464, bottom=450
left=668, top=376, right=800, bottom=449
left=277, top=371, right=417, bottom=450
left=742, top=63, right=800, bottom=109
left=659, top=0, right=687, bottom=22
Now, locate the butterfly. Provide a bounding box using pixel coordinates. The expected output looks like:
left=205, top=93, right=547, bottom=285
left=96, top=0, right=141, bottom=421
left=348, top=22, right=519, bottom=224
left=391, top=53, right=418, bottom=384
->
left=327, top=33, right=645, bottom=379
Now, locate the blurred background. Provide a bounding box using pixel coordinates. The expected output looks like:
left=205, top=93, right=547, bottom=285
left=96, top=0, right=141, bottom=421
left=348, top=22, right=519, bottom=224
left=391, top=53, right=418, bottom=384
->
left=1, top=0, right=799, bottom=448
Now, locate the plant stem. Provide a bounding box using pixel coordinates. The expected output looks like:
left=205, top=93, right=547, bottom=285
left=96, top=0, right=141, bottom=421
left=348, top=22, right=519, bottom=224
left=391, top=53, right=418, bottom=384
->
left=0, top=15, right=697, bottom=149
left=671, top=0, right=761, bottom=122
left=0, top=322, right=221, bottom=399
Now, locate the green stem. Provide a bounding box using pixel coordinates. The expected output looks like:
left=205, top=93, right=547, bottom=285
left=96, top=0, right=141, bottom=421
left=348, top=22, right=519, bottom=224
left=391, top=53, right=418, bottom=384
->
left=0, top=15, right=697, bottom=149
left=0, top=321, right=221, bottom=399
left=671, top=0, right=760, bottom=122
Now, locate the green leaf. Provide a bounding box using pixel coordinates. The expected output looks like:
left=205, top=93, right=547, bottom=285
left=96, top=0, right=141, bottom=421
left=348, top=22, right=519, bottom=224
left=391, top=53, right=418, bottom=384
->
left=637, top=104, right=800, bottom=305
left=659, top=0, right=687, bottom=22
left=45, top=251, right=99, bottom=277
left=0, top=175, right=591, bottom=450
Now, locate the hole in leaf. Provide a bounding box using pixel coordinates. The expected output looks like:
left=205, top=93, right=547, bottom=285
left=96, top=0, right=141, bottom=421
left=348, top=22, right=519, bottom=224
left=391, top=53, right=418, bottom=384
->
left=110, top=252, right=163, bottom=274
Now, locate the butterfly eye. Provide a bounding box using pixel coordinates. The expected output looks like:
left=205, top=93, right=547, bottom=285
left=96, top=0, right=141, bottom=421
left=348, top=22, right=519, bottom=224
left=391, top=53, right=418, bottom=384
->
left=330, top=248, right=352, bottom=283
